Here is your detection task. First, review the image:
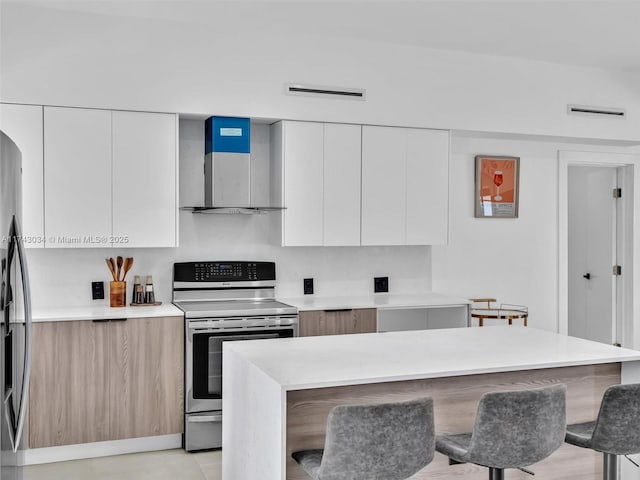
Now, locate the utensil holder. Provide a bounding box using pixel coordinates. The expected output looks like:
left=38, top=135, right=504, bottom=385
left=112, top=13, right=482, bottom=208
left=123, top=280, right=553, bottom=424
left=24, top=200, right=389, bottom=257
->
left=110, top=281, right=126, bottom=307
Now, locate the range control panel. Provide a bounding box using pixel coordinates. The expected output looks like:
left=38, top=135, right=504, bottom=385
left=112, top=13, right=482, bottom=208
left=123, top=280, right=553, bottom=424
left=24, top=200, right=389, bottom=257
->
left=173, top=261, right=275, bottom=282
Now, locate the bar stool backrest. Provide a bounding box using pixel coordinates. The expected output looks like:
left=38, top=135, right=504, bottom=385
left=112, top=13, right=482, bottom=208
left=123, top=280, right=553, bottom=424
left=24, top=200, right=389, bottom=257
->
left=316, top=398, right=435, bottom=480
left=592, top=383, right=640, bottom=455
left=466, top=384, right=566, bottom=469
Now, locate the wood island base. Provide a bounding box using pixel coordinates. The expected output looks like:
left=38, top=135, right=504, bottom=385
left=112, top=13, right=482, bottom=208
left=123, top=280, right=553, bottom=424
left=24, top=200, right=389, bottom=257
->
left=287, top=364, right=619, bottom=480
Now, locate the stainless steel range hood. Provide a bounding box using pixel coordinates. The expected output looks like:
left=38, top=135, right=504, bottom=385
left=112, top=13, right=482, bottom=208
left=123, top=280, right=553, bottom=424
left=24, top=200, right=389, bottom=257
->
left=183, top=116, right=284, bottom=214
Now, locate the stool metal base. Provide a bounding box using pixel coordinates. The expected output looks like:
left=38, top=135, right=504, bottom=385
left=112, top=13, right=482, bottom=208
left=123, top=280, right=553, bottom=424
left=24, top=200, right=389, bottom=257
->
left=604, top=453, right=618, bottom=480
left=489, top=467, right=504, bottom=480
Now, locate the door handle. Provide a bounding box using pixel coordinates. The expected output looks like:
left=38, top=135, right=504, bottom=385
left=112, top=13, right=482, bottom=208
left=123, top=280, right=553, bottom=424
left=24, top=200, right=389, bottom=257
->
left=13, top=216, right=32, bottom=452
left=583, top=273, right=591, bottom=280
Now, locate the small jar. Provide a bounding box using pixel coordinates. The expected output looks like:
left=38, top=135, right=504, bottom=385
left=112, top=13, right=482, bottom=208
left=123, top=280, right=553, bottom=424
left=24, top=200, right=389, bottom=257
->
left=131, top=275, right=141, bottom=304
left=144, top=275, right=155, bottom=304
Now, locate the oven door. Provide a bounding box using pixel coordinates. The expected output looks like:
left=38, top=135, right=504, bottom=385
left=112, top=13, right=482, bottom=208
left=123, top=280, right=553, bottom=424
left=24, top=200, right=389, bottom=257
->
left=186, top=325, right=294, bottom=413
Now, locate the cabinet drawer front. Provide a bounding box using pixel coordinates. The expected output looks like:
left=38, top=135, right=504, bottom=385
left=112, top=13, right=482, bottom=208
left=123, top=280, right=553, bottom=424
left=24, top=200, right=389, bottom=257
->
left=299, top=309, right=377, bottom=337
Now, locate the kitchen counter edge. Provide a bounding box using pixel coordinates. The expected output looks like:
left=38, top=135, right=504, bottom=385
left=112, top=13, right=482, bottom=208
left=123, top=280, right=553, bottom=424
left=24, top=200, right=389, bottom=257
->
left=278, top=293, right=471, bottom=312
left=32, top=304, right=184, bottom=322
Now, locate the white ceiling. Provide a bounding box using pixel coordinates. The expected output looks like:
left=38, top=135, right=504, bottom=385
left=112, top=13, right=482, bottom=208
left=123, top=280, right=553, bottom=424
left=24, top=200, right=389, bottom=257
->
left=12, top=0, right=640, bottom=73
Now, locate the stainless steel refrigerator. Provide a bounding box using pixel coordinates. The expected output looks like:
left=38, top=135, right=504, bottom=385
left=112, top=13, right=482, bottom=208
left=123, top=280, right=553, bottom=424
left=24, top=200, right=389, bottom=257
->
left=0, top=130, right=32, bottom=480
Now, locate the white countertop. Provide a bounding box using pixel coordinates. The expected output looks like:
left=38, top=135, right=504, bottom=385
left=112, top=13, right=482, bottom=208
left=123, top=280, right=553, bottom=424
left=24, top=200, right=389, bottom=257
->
left=225, top=326, right=640, bottom=390
left=32, top=303, right=183, bottom=322
left=278, top=293, right=471, bottom=311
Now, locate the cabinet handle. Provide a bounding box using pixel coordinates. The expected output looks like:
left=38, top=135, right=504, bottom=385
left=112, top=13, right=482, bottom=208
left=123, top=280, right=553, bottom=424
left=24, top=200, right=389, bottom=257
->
left=92, top=319, right=110, bottom=323
left=187, top=414, right=223, bottom=423
left=110, top=318, right=127, bottom=322
left=323, top=309, right=353, bottom=313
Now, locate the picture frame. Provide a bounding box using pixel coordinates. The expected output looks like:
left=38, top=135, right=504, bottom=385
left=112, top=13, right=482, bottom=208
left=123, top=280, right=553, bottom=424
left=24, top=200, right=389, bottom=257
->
left=474, top=155, right=520, bottom=218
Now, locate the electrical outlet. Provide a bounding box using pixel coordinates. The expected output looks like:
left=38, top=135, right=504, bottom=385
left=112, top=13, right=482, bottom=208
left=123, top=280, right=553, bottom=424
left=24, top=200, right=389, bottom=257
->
left=92, top=281, right=105, bottom=300
left=374, top=276, right=389, bottom=293
left=303, top=278, right=314, bottom=295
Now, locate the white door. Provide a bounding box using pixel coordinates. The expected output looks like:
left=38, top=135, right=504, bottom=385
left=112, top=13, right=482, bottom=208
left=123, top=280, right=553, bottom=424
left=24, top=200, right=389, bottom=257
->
left=44, top=107, right=112, bottom=248
left=406, top=128, right=449, bottom=245
left=568, top=166, right=618, bottom=345
left=361, top=126, right=407, bottom=246
left=112, top=111, right=177, bottom=247
left=281, top=121, right=324, bottom=246
left=323, top=123, right=361, bottom=246
left=0, top=104, right=45, bottom=248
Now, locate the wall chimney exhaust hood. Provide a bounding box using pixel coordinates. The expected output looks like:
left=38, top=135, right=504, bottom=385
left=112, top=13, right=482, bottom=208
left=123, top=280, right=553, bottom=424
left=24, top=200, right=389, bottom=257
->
left=183, top=116, right=285, bottom=214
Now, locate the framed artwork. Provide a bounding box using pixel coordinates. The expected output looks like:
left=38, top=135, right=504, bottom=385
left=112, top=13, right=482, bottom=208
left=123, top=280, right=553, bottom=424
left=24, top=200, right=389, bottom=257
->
left=475, top=155, right=520, bottom=218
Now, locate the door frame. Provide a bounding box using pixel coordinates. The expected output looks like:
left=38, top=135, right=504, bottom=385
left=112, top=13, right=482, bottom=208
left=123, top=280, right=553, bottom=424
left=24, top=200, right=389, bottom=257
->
left=558, top=151, right=639, bottom=348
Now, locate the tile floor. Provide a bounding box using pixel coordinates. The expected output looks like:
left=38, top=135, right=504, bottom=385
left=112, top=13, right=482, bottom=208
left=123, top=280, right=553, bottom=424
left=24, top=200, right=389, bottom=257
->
left=24, top=449, right=222, bottom=480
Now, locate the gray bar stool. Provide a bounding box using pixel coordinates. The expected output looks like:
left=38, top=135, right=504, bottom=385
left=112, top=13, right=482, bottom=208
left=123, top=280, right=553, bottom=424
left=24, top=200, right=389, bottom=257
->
left=436, top=384, right=566, bottom=480
left=565, top=383, right=640, bottom=480
left=291, top=398, right=435, bottom=480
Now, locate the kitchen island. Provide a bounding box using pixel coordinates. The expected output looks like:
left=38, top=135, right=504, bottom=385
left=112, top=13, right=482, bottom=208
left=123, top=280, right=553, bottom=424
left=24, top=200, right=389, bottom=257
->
left=223, top=326, right=640, bottom=480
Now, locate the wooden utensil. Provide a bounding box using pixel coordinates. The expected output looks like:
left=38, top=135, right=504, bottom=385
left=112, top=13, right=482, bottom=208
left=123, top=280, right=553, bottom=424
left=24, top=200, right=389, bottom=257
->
left=116, top=256, right=123, bottom=281
left=106, top=258, right=117, bottom=281
left=122, top=257, right=134, bottom=281
left=109, top=257, right=118, bottom=281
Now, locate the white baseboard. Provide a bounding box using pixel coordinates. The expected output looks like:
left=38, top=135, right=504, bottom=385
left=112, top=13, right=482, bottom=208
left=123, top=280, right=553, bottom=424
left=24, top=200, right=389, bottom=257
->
left=20, top=434, right=182, bottom=466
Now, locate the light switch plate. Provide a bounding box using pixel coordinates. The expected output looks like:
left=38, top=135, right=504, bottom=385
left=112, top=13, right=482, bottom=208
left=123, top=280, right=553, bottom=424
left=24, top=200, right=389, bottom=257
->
left=303, top=278, right=314, bottom=295
left=374, top=276, right=389, bottom=293
left=92, top=281, right=104, bottom=300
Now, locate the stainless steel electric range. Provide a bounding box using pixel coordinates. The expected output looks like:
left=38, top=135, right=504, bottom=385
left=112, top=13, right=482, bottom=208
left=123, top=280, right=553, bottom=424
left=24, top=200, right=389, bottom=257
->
left=172, top=261, right=298, bottom=451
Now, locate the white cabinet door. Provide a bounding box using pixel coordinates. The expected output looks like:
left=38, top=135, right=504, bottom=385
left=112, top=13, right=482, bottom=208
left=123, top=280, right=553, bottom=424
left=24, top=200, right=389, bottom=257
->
left=112, top=111, right=177, bottom=247
left=282, top=121, right=324, bottom=246
left=0, top=104, right=44, bottom=248
left=323, top=123, right=361, bottom=246
left=406, top=129, right=449, bottom=245
left=44, top=107, right=112, bottom=248
left=361, top=126, right=406, bottom=246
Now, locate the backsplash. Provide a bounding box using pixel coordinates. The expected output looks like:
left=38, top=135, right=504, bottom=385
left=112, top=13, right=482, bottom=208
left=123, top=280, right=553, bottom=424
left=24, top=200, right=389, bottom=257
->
left=27, top=212, right=431, bottom=308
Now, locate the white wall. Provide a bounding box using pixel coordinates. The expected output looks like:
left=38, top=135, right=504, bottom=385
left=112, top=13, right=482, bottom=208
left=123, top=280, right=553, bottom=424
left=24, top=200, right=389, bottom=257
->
left=5, top=3, right=640, bottom=321
left=27, top=120, right=430, bottom=308
left=2, top=2, right=640, bottom=142
left=432, top=135, right=631, bottom=332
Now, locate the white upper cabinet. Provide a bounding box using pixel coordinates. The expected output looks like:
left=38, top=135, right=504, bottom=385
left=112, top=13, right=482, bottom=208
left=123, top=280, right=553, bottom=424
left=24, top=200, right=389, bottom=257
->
left=278, top=122, right=449, bottom=247
left=112, top=111, right=177, bottom=247
left=323, top=123, right=361, bottom=246
left=43, top=107, right=178, bottom=248
left=361, top=126, right=407, bottom=246
left=0, top=103, right=45, bottom=248
left=277, top=121, right=362, bottom=247
left=406, top=128, right=449, bottom=245
left=44, top=107, right=112, bottom=248
left=280, top=121, right=324, bottom=246
left=361, top=126, right=449, bottom=246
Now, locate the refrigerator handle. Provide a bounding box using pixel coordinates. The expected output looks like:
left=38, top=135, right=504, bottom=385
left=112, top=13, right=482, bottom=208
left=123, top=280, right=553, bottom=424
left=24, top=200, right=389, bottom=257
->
left=12, top=216, right=32, bottom=452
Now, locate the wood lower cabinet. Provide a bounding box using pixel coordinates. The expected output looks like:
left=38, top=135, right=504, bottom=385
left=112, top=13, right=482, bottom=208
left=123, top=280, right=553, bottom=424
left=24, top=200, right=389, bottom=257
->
left=109, top=317, right=183, bottom=439
left=298, top=309, right=377, bottom=337
left=29, top=321, right=110, bottom=447
left=29, top=316, right=183, bottom=448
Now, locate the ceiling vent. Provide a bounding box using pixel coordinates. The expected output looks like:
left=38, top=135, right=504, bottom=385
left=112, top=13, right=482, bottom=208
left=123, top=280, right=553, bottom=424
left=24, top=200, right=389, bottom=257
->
left=285, top=83, right=366, bottom=101
left=567, top=104, right=626, bottom=119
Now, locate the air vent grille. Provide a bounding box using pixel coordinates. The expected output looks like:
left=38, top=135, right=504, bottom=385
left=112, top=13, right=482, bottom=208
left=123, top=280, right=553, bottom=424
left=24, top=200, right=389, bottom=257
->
left=286, top=84, right=366, bottom=101
left=568, top=104, right=626, bottom=118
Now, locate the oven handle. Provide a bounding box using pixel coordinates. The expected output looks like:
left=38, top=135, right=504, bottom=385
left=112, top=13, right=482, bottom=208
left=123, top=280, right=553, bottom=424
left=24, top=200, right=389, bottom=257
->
left=189, top=325, right=297, bottom=333
left=187, top=414, right=223, bottom=423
